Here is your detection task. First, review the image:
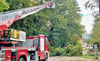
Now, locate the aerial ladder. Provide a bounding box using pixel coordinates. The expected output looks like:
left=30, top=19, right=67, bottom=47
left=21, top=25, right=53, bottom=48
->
left=0, top=0, right=55, bottom=33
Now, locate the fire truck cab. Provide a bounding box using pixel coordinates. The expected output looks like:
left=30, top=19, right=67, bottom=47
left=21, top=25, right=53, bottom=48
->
left=0, top=29, right=49, bottom=61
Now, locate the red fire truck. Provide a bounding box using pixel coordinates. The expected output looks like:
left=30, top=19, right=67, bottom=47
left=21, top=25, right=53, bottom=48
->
left=0, top=0, right=55, bottom=61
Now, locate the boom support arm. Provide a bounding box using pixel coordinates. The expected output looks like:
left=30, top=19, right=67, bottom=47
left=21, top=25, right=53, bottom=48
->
left=0, top=3, right=52, bottom=31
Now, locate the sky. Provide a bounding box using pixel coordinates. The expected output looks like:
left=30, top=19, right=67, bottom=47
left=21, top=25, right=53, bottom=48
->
left=76, top=0, right=95, bottom=34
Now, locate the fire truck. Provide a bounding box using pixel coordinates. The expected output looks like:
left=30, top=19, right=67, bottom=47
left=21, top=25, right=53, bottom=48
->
left=0, top=0, right=55, bottom=61
left=0, top=29, right=49, bottom=61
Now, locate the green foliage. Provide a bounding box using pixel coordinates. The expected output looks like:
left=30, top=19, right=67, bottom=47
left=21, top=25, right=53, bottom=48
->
left=64, top=41, right=82, bottom=56
left=88, top=52, right=95, bottom=56
left=83, top=52, right=100, bottom=60
left=50, top=41, right=82, bottom=56
left=0, top=0, right=9, bottom=12
left=49, top=47, right=65, bottom=56
left=91, top=23, right=100, bottom=43
left=83, top=55, right=96, bottom=59
left=90, top=18, right=100, bottom=50
left=95, top=18, right=100, bottom=24
left=83, top=51, right=100, bottom=60
left=8, top=0, right=38, bottom=10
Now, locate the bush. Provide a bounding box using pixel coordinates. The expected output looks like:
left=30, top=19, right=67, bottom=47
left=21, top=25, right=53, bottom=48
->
left=64, top=45, right=81, bottom=56
left=49, top=47, right=65, bottom=56
left=49, top=41, right=82, bottom=56
left=64, top=42, right=82, bottom=56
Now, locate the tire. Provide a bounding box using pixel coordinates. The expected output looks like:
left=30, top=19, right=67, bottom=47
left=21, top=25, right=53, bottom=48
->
left=45, top=53, right=48, bottom=61
left=39, top=53, right=48, bottom=61
left=19, top=57, right=26, bottom=61
left=38, top=56, right=40, bottom=61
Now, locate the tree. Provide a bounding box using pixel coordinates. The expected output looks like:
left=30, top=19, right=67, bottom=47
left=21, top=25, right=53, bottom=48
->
left=0, top=0, right=9, bottom=12
left=90, top=18, right=100, bottom=50
left=7, top=0, right=38, bottom=10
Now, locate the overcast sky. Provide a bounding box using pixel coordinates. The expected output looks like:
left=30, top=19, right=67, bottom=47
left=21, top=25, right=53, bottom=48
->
left=76, top=0, right=95, bottom=34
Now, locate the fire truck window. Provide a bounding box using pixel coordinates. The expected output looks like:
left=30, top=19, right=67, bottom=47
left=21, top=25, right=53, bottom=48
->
left=0, top=45, right=5, bottom=50
left=33, top=38, right=38, bottom=47
left=40, top=38, right=44, bottom=51
left=0, top=44, right=13, bottom=50
left=0, top=45, right=2, bottom=50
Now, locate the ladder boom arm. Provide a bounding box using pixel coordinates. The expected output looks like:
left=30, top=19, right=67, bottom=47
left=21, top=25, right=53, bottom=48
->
left=0, top=3, right=52, bottom=31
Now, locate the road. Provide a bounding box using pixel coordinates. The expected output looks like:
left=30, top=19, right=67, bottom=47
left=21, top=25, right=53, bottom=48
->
left=48, top=56, right=100, bottom=61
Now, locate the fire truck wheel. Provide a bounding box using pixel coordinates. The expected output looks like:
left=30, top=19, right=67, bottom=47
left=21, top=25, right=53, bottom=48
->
left=19, top=57, right=26, bottom=61
left=45, top=53, right=48, bottom=61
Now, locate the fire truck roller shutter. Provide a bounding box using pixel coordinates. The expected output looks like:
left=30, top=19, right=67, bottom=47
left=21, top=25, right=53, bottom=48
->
left=22, top=38, right=39, bottom=47
left=22, top=39, right=34, bottom=47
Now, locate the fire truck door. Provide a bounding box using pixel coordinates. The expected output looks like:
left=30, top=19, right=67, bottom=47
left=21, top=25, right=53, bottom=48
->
left=5, top=50, right=11, bottom=61
left=40, top=38, right=45, bottom=60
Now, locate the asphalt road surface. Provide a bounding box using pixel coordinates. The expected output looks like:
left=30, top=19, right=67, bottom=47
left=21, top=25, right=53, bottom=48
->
left=48, top=56, right=100, bottom=61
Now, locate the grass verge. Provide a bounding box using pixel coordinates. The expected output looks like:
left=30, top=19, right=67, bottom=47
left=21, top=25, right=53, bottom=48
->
left=83, top=55, right=100, bottom=60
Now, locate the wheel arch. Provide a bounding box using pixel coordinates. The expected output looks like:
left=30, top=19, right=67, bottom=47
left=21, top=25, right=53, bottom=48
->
left=45, top=51, right=49, bottom=57
left=19, top=55, right=27, bottom=61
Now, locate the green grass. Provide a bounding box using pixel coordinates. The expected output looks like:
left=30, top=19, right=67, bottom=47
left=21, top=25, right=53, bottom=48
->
left=83, top=55, right=100, bottom=60
left=82, top=51, right=100, bottom=60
